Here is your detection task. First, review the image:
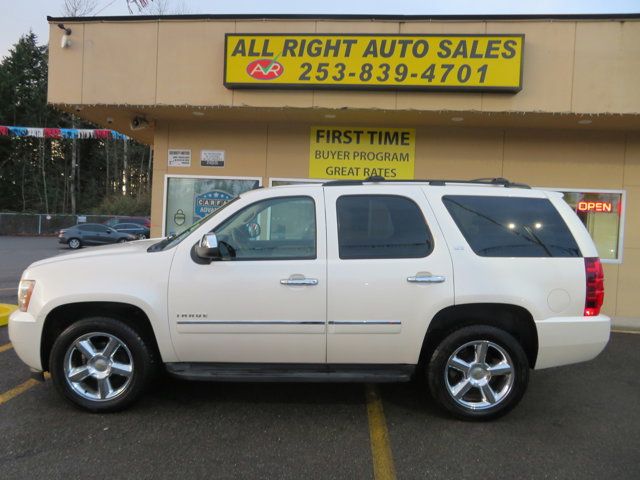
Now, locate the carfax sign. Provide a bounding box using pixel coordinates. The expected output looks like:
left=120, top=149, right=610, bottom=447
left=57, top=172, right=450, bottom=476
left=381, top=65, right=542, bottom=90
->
left=194, top=190, right=234, bottom=218
left=224, top=34, right=524, bottom=92
left=309, top=127, right=415, bottom=180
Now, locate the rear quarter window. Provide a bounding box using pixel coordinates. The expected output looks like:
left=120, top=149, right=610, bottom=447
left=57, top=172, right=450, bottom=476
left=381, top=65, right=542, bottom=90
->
left=442, top=195, right=581, bottom=257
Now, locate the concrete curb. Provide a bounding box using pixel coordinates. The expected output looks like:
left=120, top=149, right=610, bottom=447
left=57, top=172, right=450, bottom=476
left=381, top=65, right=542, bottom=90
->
left=0, top=304, right=18, bottom=327
left=611, top=316, right=640, bottom=332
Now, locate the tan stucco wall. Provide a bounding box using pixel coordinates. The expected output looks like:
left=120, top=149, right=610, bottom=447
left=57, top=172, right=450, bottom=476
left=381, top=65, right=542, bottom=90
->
left=48, top=18, right=640, bottom=114
left=150, top=121, right=636, bottom=319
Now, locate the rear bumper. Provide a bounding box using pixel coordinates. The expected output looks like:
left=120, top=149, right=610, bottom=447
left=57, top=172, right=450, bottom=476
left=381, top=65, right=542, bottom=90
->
left=535, top=315, right=610, bottom=369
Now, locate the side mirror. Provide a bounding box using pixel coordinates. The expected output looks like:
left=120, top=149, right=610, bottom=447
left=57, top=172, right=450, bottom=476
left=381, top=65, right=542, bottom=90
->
left=195, top=233, right=221, bottom=260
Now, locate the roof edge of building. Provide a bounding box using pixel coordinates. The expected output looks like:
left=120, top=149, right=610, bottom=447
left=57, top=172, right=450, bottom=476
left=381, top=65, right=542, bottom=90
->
left=47, top=13, right=640, bottom=23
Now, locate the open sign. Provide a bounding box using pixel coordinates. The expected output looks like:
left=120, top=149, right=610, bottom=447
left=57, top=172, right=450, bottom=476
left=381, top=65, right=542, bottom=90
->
left=577, top=201, right=613, bottom=213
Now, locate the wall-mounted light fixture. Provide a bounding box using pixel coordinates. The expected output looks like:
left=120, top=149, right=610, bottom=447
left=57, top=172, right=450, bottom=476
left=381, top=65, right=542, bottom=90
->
left=130, top=116, right=150, bottom=131
left=58, top=23, right=72, bottom=49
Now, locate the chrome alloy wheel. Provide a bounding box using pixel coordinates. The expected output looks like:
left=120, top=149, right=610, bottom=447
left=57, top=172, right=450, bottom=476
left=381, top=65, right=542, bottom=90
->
left=63, top=332, right=134, bottom=402
left=444, top=340, right=515, bottom=411
left=68, top=238, right=80, bottom=249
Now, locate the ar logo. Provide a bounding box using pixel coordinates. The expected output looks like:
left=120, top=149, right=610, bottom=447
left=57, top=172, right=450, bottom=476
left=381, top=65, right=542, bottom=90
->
left=246, top=58, right=284, bottom=80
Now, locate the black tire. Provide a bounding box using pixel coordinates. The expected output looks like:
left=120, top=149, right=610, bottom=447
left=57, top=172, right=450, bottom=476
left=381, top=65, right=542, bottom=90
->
left=427, top=325, right=529, bottom=421
left=117, top=238, right=127, bottom=243
left=68, top=238, right=81, bottom=249
left=49, top=317, right=156, bottom=412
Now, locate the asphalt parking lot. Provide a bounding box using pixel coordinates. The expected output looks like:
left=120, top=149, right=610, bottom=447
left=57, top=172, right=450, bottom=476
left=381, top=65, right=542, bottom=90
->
left=1, top=236, right=639, bottom=479
left=0, top=236, right=74, bottom=305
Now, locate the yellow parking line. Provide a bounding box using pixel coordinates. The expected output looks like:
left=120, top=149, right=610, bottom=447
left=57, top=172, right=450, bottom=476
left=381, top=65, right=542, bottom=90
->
left=1, top=303, right=18, bottom=327
left=0, top=378, right=40, bottom=405
left=366, top=384, right=397, bottom=480
left=0, top=342, right=12, bottom=353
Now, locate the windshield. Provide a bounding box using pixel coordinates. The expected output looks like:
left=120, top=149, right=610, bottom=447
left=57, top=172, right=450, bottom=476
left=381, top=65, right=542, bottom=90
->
left=148, top=197, right=240, bottom=252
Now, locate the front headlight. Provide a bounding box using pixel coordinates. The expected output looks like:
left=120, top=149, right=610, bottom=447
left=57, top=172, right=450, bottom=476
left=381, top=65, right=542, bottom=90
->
left=18, top=280, right=35, bottom=312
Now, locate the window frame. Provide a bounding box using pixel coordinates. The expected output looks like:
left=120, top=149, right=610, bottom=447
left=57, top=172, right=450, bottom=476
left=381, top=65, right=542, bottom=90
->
left=541, top=187, right=626, bottom=264
left=336, top=194, right=434, bottom=260
left=211, top=195, right=318, bottom=262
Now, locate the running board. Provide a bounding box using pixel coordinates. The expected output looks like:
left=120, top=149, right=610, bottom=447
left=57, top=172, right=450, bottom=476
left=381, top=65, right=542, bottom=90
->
left=165, top=363, right=415, bottom=383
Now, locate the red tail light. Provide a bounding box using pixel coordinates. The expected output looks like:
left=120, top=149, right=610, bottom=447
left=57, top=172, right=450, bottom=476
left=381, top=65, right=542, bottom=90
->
left=584, top=257, right=604, bottom=317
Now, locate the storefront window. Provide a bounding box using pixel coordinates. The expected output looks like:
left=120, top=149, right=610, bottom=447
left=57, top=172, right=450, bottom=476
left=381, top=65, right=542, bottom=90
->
left=553, top=189, right=625, bottom=262
left=164, top=176, right=261, bottom=236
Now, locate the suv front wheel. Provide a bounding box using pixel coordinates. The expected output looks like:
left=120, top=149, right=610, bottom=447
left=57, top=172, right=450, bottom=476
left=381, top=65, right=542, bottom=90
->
left=427, top=325, right=529, bottom=420
left=49, top=317, right=156, bottom=412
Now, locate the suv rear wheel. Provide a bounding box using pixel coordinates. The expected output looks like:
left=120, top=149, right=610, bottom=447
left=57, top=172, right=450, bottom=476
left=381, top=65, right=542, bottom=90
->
left=427, top=325, right=529, bottom=420
left=49, top=317, right=155, bottom=412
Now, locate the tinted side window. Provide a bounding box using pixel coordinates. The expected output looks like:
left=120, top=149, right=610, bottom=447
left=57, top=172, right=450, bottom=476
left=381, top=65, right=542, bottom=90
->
left=337, top=195, right=433, bottom=259
left=79, top=225, right=104, bottom=232
left=442, top=195, right=581, bottom=257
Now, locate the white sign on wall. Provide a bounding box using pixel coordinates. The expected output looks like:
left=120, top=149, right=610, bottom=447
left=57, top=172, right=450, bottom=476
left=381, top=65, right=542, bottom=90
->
left=201, top=150, right=225, bottom=167
left=168, top=149, right=191, bottom=167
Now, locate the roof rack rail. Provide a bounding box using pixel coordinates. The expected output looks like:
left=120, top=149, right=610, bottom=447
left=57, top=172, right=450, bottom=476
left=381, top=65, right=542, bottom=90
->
left=323, top=176, right=531, bottom=189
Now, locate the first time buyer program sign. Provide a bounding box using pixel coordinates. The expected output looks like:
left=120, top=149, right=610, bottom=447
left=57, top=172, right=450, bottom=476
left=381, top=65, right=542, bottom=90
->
left=225, top=34, right=524, bottom=91
left=309, top=127, right=415, bottom=180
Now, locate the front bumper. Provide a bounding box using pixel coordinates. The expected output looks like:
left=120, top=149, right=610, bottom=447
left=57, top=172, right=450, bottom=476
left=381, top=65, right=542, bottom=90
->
left=535, top=315, right=610, bottom=369
left=8, top=310, right=43, bottom=371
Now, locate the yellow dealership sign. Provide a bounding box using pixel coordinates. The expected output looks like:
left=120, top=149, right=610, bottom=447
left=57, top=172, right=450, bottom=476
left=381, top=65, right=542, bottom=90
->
left=309, top=127, right=415, bottom=180
left=225, top=34, right=523, bottom=91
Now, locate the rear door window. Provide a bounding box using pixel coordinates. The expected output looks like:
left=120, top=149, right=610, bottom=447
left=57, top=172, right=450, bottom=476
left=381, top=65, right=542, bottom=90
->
left=442, top=195, right=581, bottom=257
left=337, top=195, right=433, bottom=259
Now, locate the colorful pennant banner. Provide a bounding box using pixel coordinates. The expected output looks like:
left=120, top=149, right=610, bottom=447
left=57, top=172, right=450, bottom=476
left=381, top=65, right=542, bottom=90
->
left=0, top=126, right=129, bottom=140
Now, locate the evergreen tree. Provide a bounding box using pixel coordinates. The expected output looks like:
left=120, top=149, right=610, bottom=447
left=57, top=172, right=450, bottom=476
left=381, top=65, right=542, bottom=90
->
left=0, top=32, right=151, bottom=215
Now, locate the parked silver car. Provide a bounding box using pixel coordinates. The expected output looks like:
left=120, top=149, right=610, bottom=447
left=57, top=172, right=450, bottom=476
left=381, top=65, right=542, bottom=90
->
left=58, top=223, right=136, bottom=249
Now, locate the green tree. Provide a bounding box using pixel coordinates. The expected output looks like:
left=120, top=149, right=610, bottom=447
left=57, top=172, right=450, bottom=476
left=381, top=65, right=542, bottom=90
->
left=0, top=32, right=151, bottom=216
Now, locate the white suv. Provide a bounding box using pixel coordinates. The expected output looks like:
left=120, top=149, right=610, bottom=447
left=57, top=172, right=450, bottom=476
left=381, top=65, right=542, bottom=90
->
left=9, top=178, right=610, bottom=419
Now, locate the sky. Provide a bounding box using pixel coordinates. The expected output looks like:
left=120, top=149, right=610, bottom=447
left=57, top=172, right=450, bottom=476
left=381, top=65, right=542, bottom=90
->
left=1, top=0, right=639, bottom=59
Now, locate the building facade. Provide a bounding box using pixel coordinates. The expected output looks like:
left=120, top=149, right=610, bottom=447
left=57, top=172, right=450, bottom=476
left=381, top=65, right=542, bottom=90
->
left=46, top=14, right=640, bottom=325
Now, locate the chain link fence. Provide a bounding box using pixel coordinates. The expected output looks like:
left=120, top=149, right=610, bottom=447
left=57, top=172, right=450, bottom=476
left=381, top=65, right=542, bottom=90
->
left=0, top=213, right=145, bottom=236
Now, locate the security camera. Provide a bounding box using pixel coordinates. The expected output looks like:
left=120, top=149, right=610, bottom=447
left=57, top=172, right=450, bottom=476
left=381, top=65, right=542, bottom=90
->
left=130, top=116, right=149, bottom=130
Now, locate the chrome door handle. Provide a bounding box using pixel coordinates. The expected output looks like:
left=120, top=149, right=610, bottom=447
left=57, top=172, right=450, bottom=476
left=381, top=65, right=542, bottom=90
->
left=407, top=274, right=446, bottom=284
left=280, top=277, right=318, bottom=286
